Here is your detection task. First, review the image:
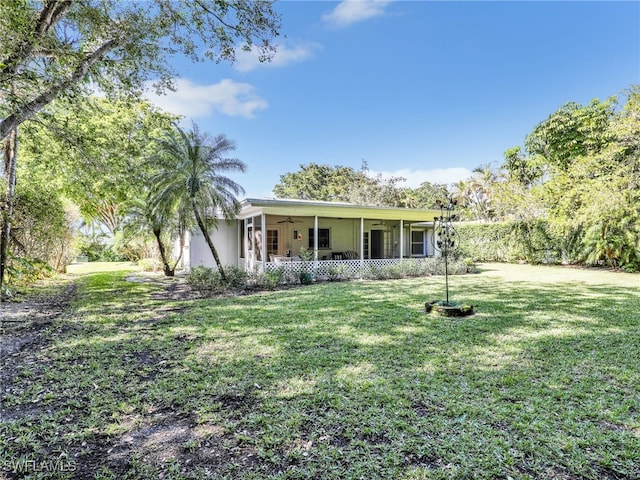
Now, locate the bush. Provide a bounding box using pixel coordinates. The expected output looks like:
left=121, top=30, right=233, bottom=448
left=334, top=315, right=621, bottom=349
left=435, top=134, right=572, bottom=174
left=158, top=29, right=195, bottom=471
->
left=225, top=265, right=249, bottom=288
left=137, top=257, right=162, bottom=272
left=186, top=265, right=249, bottom=292
left=6, top=255, right=54, bottom=287
left=325, top=264, right=348, bottom=281
left=186, top=266, right=225, bottom=292
left=9, top=181, right=78, bottom=272
left=298, top=271, right=315, bottom=285
left=255, top=268, right=285, bottom=290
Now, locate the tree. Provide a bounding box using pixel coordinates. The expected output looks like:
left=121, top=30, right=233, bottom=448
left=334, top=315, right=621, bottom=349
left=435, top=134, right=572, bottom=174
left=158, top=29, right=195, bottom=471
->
left=273, top=161, right=434, bottom=208
left=0, top=0, right=280, bottom=141
left=123, top=194, right=187, bottom=277
left=524, top=99, right=616, bottom=172
left=151, top=124, right=246, bottom=281
left=450, top=165, right=500, bottom=221
left=0, top=0, right=279, bottom=295
left=1, top=128, right=17, bottom=298
left=504, top=86, right=640, bottom=270
left=19, top=97, right=177, bottom=234
left=273, top=163, right=376, bottom=202
left=409, top=181, right=450, bottom=209
left=503, top=146, right=543, bottom=187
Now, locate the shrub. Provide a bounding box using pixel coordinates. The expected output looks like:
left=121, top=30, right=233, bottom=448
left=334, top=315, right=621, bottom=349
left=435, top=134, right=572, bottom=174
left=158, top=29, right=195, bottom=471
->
left=455, top=221, right=561, bottom=264
left=9, top=181, right=78, bottom=272
left=224, top=265, right=249, bottom=288
left=186, top=266, right=225, bottom=292
left=325, top=264, right=348, bottom=281
left=256, top=268, right=285, bottom=290
left=187, top=265, right=250, bottom=292
left=299, top=271, right=315, bottom=285
left=6, top=255, right=54, bottom=287
left=137, top=257, right=162, bottom=272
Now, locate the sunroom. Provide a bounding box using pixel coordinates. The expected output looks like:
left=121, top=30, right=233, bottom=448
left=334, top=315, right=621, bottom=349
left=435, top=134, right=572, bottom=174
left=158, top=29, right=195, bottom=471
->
left=185, top=198, right=443, bottom=279
left=237, top=199, right=440, bottom=277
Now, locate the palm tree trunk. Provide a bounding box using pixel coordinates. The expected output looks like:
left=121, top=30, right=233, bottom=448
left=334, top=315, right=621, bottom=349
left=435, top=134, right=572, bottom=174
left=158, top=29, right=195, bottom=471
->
left=152, top=226, right=174, bottom=277
left=1, top=128, right=18, bottom=301
left=170, top=229, right=185, bottom=273
left=192, top=200, right=227, bottom=281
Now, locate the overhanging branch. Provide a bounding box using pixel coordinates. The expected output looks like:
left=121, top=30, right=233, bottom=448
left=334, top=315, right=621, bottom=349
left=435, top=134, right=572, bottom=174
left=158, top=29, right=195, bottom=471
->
left=0, top=38, right=119, bottom=142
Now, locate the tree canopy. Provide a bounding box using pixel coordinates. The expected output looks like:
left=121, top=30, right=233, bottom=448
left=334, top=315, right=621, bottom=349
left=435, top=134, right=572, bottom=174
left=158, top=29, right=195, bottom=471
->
left=19, top=96, right=177, bottom=233
left=0, top=0, right=281, bottom=141
left=272, top=162, right=448, bottom=209
left=453, top=86, right=640, bottom=270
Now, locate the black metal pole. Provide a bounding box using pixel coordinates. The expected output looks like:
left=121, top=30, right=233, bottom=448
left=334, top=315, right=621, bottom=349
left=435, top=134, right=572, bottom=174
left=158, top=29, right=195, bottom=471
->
left=444, top=240, right=449, bottom=304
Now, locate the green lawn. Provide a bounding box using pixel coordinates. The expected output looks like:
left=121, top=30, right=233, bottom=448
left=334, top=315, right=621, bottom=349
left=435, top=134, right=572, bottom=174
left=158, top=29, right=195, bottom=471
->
left=1, top=264, right=639, bottom=479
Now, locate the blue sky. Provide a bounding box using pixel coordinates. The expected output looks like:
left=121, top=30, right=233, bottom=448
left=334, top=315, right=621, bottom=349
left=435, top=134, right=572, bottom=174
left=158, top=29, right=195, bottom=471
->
left=145, top=1, right=640, bottom=198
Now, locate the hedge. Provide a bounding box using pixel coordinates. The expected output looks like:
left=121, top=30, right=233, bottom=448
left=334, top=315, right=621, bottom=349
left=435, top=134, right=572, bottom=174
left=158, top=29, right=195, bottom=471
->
left=455, top=220, right=561, bottom=264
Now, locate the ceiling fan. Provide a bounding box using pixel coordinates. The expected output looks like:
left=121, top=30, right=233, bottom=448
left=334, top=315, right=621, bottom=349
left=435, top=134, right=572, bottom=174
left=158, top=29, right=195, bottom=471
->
left=277, top=216, right=301, bottom=224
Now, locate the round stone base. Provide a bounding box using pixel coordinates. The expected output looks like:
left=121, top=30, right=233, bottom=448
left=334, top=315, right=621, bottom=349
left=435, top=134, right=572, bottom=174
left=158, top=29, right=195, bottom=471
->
left=425, top=301, right=474, bottom=317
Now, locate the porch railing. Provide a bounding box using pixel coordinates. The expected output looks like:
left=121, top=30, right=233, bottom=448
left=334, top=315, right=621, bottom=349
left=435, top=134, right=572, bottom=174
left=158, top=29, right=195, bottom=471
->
left=245, top=257, right=436, bottom=280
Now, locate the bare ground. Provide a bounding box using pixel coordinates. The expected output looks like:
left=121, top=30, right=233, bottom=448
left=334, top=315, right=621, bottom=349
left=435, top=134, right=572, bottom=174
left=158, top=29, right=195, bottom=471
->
left=0, top=275, right=233, bottom=479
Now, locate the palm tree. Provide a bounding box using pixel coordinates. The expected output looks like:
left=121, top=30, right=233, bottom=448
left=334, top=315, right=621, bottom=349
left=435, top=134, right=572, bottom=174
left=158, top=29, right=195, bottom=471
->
left=123, top=193, right=187, bottom=276
left=150, top=124, right=246, bottom=281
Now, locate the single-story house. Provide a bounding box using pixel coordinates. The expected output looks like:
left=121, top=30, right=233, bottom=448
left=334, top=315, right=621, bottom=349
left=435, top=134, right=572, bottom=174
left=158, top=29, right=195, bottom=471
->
left=183, top=198, right=443, bottom=278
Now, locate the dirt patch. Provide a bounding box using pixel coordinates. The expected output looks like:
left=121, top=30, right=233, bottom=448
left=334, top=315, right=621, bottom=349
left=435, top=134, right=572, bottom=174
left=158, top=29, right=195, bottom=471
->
left=0, top=282, right=76, bottom=361
left=1, top=274, right=270, bottom=479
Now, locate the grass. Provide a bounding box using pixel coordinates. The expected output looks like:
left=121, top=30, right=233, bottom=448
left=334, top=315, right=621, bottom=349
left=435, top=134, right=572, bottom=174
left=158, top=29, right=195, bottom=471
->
left=65, top=261, right=141, bottom=275
left=1, top=263, right=639, bottom=479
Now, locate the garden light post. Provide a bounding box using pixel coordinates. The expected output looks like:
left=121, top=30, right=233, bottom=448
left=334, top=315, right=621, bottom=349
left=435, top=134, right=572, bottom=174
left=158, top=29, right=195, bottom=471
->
left=434, top=197, right=458, bottom=304
left=424, top=197, right=473, bottom=317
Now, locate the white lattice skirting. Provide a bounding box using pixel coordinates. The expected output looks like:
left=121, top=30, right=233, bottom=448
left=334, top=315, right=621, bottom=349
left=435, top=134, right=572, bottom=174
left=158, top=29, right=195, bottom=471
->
left=257, top=257, right=436, bottom=280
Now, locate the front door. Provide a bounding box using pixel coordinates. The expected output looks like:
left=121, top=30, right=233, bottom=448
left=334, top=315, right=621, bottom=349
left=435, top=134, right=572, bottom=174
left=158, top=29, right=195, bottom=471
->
left=266, top=228, right=281, bottom=259
left=371, top=230, right=384, bottom=259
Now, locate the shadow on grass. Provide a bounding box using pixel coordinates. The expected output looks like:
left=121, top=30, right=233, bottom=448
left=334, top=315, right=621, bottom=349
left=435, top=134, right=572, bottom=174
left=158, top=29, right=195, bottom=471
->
left=2, top=268, right=639, bottom=479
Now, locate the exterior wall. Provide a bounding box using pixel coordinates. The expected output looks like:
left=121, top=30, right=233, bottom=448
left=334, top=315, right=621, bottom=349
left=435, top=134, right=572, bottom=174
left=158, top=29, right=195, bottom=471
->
left=188, top=221, right=239, bottom=270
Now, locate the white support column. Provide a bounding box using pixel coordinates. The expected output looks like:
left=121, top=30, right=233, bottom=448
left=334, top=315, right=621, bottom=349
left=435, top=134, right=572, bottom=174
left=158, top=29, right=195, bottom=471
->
left=313, top=215, right=319, bottom=270
left=261, top=212, right=267, bottom=272
left=237, top=220, right=242, bottom=268
left=243, top=219, right=248, bottom=270
left=360, top=217, right=364, bottom=269
left=251, top=216, right=256, bottom=270
left=400, top=219, right=404, bottom=260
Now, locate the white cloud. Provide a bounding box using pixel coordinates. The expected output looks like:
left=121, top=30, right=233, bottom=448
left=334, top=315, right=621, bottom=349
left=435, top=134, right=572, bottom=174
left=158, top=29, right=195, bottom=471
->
left=234, top=42, right=322, bottom=73
left=368, top=167, right=473, bottom=188
left=322, top=0, right=392, bottom=27
left=144, top=78, right=268, bottom=119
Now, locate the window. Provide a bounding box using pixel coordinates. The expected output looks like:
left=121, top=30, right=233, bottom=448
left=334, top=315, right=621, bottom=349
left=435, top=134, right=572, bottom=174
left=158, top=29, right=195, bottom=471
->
left=266, top=229, right=279, bottom=258
left=411, top=230, right=425, bottom=256
left=308, top=228, right=330, bottom=249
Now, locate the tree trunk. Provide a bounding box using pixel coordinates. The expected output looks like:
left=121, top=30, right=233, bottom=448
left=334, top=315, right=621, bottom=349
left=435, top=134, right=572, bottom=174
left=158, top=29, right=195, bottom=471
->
left=1, top=128, right=18, bottom=301
left=170, top=229, right=185, bottom=274
left=152, top=226, right=174, bottom=277
left=192, top=201, right=227, bottom=281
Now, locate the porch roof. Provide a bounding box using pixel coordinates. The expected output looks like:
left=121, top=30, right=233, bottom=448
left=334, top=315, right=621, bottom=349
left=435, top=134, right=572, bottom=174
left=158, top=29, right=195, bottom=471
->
left=238, top=198, right=442, bottom=223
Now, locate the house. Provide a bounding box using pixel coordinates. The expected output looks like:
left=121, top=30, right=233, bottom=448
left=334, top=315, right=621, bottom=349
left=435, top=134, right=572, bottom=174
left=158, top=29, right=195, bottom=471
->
left=183, top=198, right=443, bottom=278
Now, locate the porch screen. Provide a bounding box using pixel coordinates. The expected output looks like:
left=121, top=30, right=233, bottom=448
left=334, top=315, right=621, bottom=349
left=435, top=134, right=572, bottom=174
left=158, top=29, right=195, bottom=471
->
left=411, top=230, right=425, bottom=256
left=308, top=228, right=330, bottom=249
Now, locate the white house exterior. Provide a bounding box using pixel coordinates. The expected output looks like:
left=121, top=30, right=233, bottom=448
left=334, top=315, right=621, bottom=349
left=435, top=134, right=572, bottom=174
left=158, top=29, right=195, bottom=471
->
left=182, top=198, right=442, bottom=278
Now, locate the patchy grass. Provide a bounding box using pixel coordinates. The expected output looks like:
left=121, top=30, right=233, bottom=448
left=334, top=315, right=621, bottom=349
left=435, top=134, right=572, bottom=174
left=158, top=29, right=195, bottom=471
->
left=65, top=262, right=141, bottom=276
left=1, top=264, right=639, bottom=479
